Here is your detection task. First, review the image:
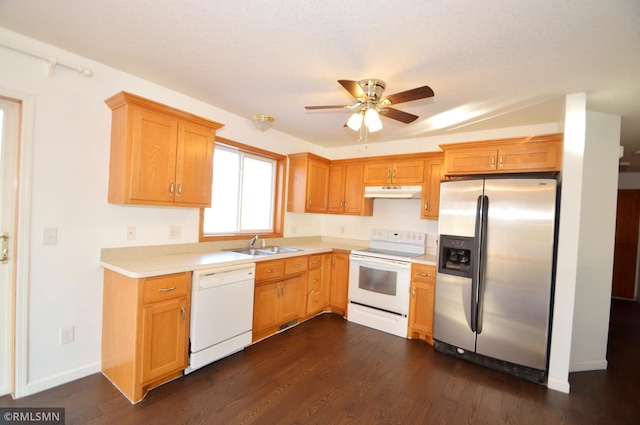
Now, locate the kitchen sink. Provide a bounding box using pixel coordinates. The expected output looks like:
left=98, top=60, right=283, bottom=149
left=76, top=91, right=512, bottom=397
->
left=258, top=246, right=301, bottom=254
left=228, top=246, right=301, bottom=256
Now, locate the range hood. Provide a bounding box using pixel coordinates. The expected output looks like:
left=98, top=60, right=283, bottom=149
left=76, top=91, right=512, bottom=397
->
left=364, top=185, right=423, bottom=199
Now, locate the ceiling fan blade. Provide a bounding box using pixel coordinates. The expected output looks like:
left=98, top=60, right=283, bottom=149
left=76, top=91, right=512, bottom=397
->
left=305, top=105, right=354, bottom=110
left=382, top=85, right=434, bottom=105
left=380, top=107, right=419, bottom=124
left=338, top=80, right=368, bottom=99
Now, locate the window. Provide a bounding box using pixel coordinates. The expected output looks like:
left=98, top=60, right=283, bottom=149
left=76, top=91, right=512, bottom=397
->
left=200, top=137, right=285, bottom=241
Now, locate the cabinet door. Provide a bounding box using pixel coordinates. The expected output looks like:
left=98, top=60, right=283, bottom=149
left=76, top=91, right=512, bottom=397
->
left=140, top=297, right=188, bottom=383
left=363, top=162, right=391, bottom=184
left=409, top=281, right=435, bottom=336
left=174, top=121, right=215, bottom=206
left=320, top=253, right=332, bottom=309
left=444, top=147, right=498, bottom=175
left=330, top=251, right=349, bottom=313
left=421, top=156, right=444, bottom=220
left=279, top=275, right=304, bottom=323
left=253, top=282, right=280, bottom=337
left=327, top=164, right=347, bottom=213
left=306, top=158, right=330, bottom=212
left=130, top=107, right=178, bottom=202
left=393, top=160, right=424, bottom=184
left=344, top=164, right=371, bottom=215
left=497, top=140, right=561, bottom=172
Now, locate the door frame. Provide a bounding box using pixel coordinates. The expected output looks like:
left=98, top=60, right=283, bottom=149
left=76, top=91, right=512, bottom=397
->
left=0, top=87, right=34, bottom=398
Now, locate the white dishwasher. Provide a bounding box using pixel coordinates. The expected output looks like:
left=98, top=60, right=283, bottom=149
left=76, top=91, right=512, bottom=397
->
left=185, top=262, right=256, bottom=374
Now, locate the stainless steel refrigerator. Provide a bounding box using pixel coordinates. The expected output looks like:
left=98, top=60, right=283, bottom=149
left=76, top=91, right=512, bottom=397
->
left=433, top=177, right=557, bottom=383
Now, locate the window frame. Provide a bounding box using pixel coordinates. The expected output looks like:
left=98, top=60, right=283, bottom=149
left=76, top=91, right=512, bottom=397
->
left=199, top=136, right=286, bottom=242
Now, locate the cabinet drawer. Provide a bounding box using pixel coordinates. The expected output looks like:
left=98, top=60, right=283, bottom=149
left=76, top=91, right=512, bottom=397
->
left=285, top=257, right=308, bottom=275
left=307, top=268, right=322, bottom=292
left=143, top=272, right=190, bottom=304
left=256, top=260, right=285, bottom=282
left=306, top=290, right=322, bottom=315
left=308, top=254, right=323, bottom=269
left=411, top=264, right=436, bottom=283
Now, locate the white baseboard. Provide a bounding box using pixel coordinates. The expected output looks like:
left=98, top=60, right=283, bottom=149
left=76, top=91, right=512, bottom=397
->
left=569, top=358, right=608, bottom=372
left=547, top=375, right=570, bottom=393
left=20, top=361, right=101, bottom=398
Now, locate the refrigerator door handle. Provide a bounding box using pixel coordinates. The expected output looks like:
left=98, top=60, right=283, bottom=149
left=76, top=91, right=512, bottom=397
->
left=471, top=195, right=483, bottom=333
left=476, top=195, right=489, bottom=334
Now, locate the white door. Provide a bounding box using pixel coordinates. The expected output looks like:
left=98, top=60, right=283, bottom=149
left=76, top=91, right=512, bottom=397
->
left=0, top=96, right=21, bottom=397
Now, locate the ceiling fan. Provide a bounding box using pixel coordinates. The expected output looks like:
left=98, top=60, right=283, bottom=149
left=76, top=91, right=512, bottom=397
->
left=305, top=79, right=435, bottom=132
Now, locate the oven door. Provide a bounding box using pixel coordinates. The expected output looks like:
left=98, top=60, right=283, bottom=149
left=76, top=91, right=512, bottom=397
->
left=348, top=254, right=411, bottom=315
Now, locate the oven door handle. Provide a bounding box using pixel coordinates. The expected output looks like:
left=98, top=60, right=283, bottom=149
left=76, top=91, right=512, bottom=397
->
left=349, top=254, right=411, bottom=269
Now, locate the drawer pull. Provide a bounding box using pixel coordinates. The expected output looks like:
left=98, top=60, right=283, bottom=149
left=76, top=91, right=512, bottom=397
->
left=158, top=286, right=177, bottom=292
left=181, top=305, right=186, bottom=321
left=294, top=264, right=301, bottom=268
left=417, top=272, right=431, bottom=277
left=266, top=269, right=275, bottom=273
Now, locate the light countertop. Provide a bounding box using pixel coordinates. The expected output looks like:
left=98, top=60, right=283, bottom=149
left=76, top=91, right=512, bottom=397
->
left=100, top=241, right=363, bottom=278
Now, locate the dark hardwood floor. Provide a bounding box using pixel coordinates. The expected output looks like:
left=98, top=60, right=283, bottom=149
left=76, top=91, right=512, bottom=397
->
left=2, top=299, right=639, bottom=424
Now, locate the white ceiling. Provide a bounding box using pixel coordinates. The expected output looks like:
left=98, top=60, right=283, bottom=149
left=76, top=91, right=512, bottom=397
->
left=1, top=1, right=639, bottom=168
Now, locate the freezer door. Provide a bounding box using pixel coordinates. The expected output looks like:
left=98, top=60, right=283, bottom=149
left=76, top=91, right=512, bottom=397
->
left=475, top=178, right=556, bottom=370
left=434, top=179, right=483, bottom=351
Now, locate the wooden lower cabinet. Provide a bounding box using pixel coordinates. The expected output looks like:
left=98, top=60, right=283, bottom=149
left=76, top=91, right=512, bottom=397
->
left=252, top=258, right=306, bottom=342
left=330, top=250, right=350, bottom=316
left=305, top=253, right=332, bottom=317
left=408, top=264, right=436, bottom=344
left=102, top=270, right=191, bottom=403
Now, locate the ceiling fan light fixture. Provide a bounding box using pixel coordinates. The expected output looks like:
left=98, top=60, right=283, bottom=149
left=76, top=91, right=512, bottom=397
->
left=346, top=111, right=363, bottom=131
left=364, top=108, right=383, bottom=132
left=252, top=114, right=274, bottom=132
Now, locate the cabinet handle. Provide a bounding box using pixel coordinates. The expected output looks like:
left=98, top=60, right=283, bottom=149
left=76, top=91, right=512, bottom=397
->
left=499, top=154, right=504, bottom=167
left=169, top=181, right=175, bottom=194
left=1, top=232, right=8, bottom=264
left=417, top=272, right=431, bottom=277
left=266, top=269, right=275, bottom=273
left=294, top=264, right=301, bottom=268
left=393, top=168, right=397, bottom=181
left=309, top=290, right=317, bottom=294
left=491, top=155, right=496, bottom=168
left=177, top=182, right=183, bottom=196
left=424, top=202, right=429, bottom=211
left=158, top=286, right=177, bottom=292
left=387, top=169, right=391, bottom=182
left=344, top=201, right=347, bottom=209
left=312, top=278, right=318, bottom=283
left=411, top=286, right=416, bottom=297
left=312, top=301, right=318, bottom=305
left=308, top=199, right=312, bottom=207
left=181, top=305, right=186, bottom=321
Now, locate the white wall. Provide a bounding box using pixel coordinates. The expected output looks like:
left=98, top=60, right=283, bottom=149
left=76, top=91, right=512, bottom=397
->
left=1, top=27, right=598, bottom=397
left=570, top=111, right=620, bottom=371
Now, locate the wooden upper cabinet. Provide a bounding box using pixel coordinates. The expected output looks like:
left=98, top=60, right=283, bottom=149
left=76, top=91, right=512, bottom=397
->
left=287, top=153, right=330, bottom=213
left=441, top=134, right=563, bottom=176
left=105, top=91, right=222, bottom=207
left=328, top=163, right=373, bottom=216
left=421, top=154, right=444, bottom=220
left=363, top=159, right=425, bottom=185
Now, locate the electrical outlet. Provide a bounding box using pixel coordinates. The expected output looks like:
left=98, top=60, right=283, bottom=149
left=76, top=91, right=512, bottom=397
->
left=169, top=225, right=182, bottom=239
left=126, top=226, right=136, bottom=241
left=60, top=326, right=74, bottom=345
left=43, top=227, right=58, bottom=245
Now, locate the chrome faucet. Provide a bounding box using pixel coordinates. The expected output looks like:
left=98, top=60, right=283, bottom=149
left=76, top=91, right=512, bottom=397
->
left=249, top=235, right=259, bottom=247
